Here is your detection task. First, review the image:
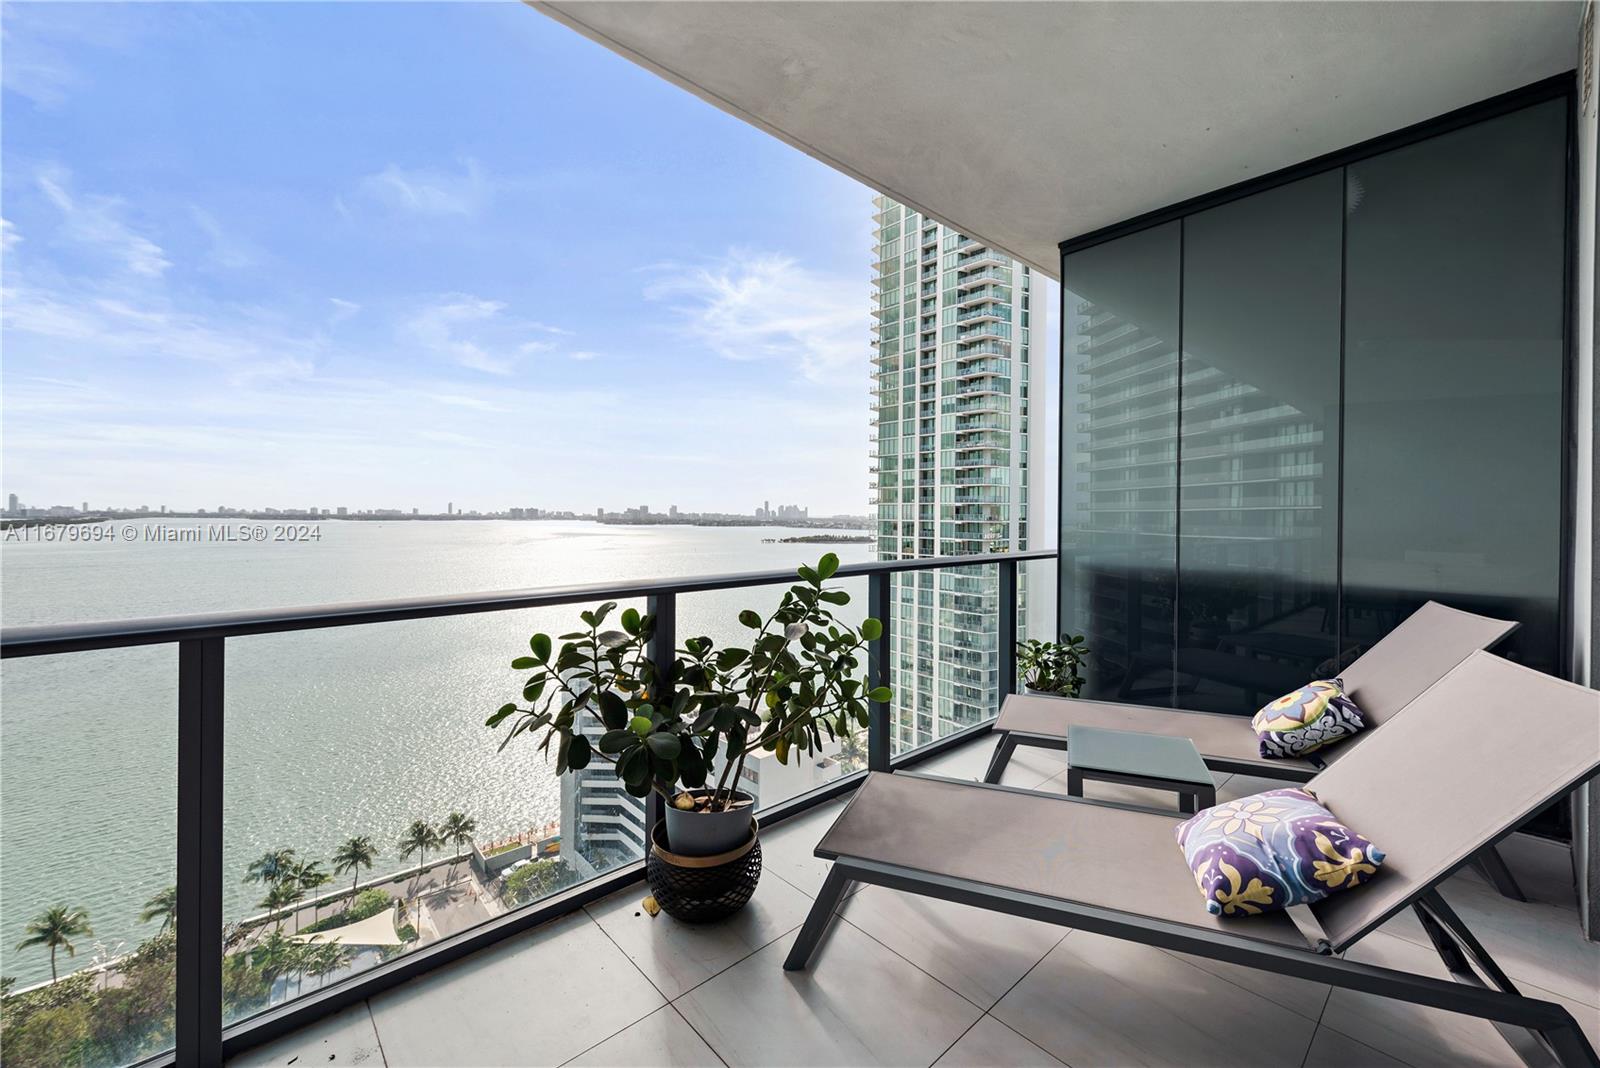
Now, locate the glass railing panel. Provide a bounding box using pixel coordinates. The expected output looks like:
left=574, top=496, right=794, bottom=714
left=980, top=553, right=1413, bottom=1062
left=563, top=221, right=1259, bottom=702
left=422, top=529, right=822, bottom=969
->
left=220, top=600, right=645, bottom=1026
left=889, top=561, right=998, bottom=758
left=1020, top=555, right=1060, bottom=648
left=677, top=567, right=872, bottom=816
left=1, top=647, right=177, bottom=1067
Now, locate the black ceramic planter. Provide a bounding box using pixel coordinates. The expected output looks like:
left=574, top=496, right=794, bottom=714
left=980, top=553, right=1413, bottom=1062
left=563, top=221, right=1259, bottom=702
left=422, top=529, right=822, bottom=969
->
left=646, top=818, right=761, bottom=922
left=662, top=789, right=755, bottom=855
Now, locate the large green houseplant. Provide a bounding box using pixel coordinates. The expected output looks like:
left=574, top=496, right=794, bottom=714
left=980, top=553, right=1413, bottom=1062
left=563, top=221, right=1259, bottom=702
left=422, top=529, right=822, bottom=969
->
left=488, top=554, right=889, bottom=862
left=1017, top=634, right=1089, bottom=697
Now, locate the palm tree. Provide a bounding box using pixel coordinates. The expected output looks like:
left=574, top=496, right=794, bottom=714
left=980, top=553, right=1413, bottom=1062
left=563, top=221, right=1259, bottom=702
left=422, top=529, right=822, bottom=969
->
left=296, top=861, right=333, bottom=924
left=260, top=881, right=303, bottom=933
left=249, top=927, right=297, bottom=1004
left=139, top=885, right=178, bottom=934
left=439, top=812, right=477, bottom=882
left=17, top=905, right=93, bottom=983
left=244, top=847, right=299, bottom=887
left=332, top=835, right=379, bottom=908
left=303, top=939, right=349, bottom=994
left=398, top=819, right=443, bottom=900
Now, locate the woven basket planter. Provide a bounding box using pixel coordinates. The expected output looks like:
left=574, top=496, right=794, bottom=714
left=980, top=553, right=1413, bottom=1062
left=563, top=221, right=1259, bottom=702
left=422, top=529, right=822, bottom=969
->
left=645, top=818, right=761, bottom=923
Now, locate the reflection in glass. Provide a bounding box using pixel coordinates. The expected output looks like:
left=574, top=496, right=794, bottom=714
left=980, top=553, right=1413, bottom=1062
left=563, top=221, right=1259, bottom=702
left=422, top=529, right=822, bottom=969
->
left=1, top=648, right=177, bottom=1067
left=1177, top=171, right=1343, bottom=711
left=680, top=578, right=870, bottom=810
left=1059, top=223, right=1181, bottom=704
left=222, top=606, right=641, bottom=1026
left=1343, top=100, right=1567, bottom=674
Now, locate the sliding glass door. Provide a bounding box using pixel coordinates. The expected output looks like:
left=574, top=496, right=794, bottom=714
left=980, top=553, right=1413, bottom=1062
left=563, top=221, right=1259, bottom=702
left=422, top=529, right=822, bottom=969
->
left=1177, top=171, right=1343, bottom=711
left=1342, top=99, right=1567, bottom=675
left=1059, top=223, right=1180, bottom=704
left=1058, top=95, right=1569, bottom=708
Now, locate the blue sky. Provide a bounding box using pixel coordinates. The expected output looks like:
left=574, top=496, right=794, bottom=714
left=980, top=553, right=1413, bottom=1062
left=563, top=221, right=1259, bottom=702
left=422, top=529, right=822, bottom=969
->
left=1, top=2, right=878, bottom=515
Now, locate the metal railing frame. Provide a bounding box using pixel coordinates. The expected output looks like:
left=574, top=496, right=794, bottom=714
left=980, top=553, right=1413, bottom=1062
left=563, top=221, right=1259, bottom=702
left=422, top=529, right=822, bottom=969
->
left=1, top=548, right=1053, bottom=1067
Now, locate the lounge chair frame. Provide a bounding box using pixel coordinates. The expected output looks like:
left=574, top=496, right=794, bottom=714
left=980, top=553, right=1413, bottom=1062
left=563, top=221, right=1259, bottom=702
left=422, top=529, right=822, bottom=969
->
left=984, top=602, right=1531, bottom=901
left=784, top=776, right=1600, bottom=1068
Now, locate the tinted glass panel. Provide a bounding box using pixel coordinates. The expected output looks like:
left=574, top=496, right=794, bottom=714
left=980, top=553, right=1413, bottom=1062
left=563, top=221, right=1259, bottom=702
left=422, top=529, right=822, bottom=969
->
left=1060, top=223, right=1180, bottom=704
left=1343, top=100, right=1567, bottom=673
left=1178, top=172, right=1343, bottom=711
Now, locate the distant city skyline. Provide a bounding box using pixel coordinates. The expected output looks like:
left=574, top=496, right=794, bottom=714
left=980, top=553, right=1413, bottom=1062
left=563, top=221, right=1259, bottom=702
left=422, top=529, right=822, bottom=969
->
left=1, top=4, right=877, bottom=514
left=2, top=491, right=862, bottom=522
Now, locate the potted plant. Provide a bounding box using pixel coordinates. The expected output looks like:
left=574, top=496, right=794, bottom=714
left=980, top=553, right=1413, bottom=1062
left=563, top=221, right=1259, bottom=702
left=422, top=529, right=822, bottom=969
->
left=1017, top=635, right=1089, bottom=697
left=487, top=554, right=889, bottom=916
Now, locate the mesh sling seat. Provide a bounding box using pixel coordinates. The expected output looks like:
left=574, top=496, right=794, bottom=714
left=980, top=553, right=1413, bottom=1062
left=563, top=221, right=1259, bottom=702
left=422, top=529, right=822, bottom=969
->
left=785, top=652, right=1600, bottom=1068
left=986, top=600, right=1529, bottom=897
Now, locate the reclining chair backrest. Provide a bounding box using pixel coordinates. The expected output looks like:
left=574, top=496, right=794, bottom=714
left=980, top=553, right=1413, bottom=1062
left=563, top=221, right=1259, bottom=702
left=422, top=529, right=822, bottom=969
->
left=1308, top=650, right=1599, bottom=951
left=1339, top=601, right=1519, bottom=728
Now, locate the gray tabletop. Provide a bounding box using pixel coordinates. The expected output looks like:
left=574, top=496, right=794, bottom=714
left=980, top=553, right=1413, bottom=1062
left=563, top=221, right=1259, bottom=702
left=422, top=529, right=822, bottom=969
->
left=1068, top=724, right=1214, bottom=786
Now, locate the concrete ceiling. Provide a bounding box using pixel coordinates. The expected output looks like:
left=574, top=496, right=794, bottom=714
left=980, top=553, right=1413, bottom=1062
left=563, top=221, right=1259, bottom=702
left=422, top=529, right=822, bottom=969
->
left=534, top=1, right=1579, bottom=277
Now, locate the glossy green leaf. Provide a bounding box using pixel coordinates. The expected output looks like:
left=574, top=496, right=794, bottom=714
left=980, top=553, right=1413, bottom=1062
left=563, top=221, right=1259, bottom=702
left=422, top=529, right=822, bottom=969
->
left=645, top=732, right=682, bottom=760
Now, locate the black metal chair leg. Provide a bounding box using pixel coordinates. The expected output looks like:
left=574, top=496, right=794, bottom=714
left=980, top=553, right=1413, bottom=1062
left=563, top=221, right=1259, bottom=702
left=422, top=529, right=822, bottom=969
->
left=983, top=733, right=1019, bottom=784
left=782, top=867, right=854, bottom=971
left=1473, top=843, right=1529, bottom=902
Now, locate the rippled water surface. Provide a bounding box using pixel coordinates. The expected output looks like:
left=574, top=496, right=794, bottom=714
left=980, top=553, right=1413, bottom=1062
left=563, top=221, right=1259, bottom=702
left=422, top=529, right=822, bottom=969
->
left=0, top=520, right=872, bottom=984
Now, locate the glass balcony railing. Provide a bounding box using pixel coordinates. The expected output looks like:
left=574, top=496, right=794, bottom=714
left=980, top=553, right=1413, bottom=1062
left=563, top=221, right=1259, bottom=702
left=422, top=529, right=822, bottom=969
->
left=0, top=548, right=1053, bottom=1066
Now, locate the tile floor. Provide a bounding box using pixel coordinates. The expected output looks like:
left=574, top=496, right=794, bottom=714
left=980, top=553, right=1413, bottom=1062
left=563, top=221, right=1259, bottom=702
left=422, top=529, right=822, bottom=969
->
left=231, top=737, right=1600, bottom=1068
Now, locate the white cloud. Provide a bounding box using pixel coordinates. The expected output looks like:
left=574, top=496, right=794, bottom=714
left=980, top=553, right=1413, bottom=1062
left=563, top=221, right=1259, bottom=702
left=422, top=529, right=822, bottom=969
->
left=357, top=159, right=488, bottom=217
left=404, top=295, right=516, bottom=375
left=190, top=206, right=257, bottom=270
left=37, top=165, right=171, bottom=277
left=328, top=297, right=362, bottom=322
left=1, top=218, right=20, bottom=251
left=404, top=295, right=582, bottom=375
left=645, top=250, right=867, bottom=382
left=568, top=350, right=598, bottom=361
left=2, top=283, right=323, bottom=382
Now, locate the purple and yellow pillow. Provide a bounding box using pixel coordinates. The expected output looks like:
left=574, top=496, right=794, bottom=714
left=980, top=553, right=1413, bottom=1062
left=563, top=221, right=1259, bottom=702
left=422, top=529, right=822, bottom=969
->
left=1252, top=677, right=1367, bottom=759
left=1175, top=787, right=1384, bottom=916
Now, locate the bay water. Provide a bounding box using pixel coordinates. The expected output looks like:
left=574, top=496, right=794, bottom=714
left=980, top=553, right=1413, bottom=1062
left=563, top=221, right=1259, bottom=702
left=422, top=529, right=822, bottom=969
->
left=0, top=520, right=874, bottom=985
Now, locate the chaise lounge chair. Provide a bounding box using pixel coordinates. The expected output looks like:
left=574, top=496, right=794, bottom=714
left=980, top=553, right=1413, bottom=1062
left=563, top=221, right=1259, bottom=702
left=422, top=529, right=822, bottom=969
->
left=785, top=651, right=1600, bottom=1068
left=986, top=600, right=1529, bottom=897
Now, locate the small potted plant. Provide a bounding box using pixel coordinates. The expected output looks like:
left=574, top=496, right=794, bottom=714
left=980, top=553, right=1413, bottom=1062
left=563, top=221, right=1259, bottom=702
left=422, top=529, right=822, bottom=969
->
left=1017, top=635, right=1089, bottom=697
left=487, top=554, right=888, bottom=917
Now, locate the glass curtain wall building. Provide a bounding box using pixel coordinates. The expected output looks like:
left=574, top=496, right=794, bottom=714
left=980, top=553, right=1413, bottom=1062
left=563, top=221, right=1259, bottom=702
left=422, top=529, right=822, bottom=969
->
left=871, top=196, right=1046, bottom=750
left=1058, top=98, right=1568, bottom=716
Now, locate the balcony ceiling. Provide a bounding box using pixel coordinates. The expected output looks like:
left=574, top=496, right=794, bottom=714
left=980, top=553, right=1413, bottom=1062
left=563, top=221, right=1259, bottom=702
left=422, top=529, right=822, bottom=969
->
left=535, top=1, right=1579, bottom=276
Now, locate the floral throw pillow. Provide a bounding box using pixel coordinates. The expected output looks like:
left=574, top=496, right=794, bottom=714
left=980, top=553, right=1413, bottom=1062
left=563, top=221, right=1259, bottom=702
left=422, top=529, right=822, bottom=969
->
left=1252, top=677, right=1367, bottom=758
left=1174, top=787, right=1385, bottom=917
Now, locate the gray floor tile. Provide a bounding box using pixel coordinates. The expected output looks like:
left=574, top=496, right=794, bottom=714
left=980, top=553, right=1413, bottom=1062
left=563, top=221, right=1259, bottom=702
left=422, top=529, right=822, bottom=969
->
left=934, top=1015, right=1066, bottom=1067
left=369, top=911, right=665, bottom=1066
left=913, top=738, right=1065, bottom=788
left=1301, top=1025, right=1406, bottom=1067
left=1213, top=771, right=1291, bottom=804
left=228, top=1002, right=386, bottom=1067
left=992, top=930, right=1317, bottom=1067
left=840, top=886, right=1067, bottom=1008
left=564, top=1006, right=722, bottom=1068
left=1376, top=878, right=1598, bottom=1009
left=1320, top=930, right=1598, bottom=1067
left=587, top=872, right=812, bottom=998
left=1162, top=945, right=1330, bottom=1023
left=757, top=798, right=855, bottom=899
left=675, top=919, right=984, bottom=1067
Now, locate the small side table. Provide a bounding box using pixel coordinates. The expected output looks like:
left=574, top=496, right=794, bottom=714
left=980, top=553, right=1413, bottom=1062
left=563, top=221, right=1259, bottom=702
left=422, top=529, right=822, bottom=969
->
left=1066, top=724, right=1217, bottom=815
